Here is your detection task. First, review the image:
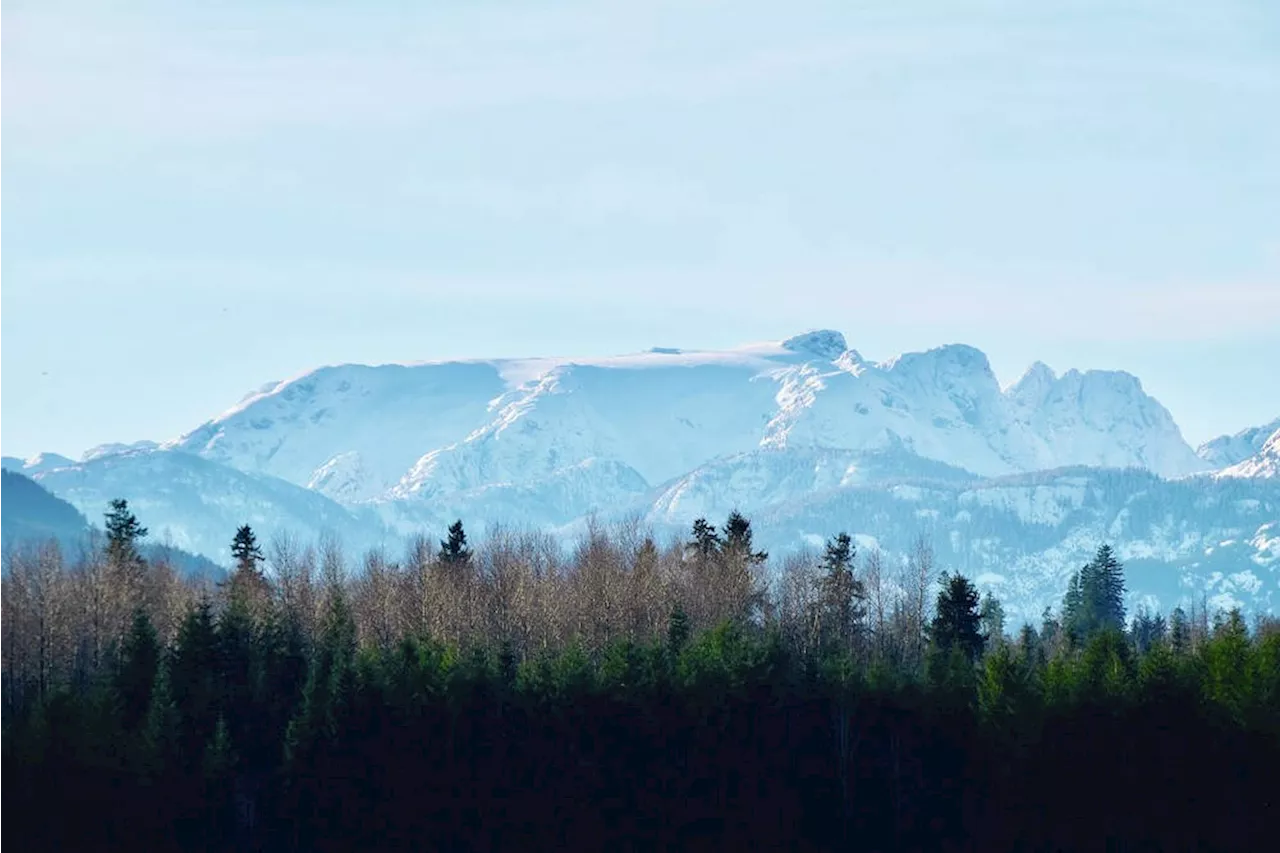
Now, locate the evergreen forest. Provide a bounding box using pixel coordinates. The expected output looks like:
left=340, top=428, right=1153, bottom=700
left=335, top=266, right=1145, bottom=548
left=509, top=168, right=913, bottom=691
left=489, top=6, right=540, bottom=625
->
left=4, top=502, right=1278, bottom=851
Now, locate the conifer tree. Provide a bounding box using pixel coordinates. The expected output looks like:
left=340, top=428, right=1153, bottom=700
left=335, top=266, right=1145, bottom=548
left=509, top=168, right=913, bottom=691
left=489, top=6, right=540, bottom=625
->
left=170, top=597, right=221, bottom=762
left=231, top=524, right=264, bottom=573
left=720, top=510, right=767, bottom=565
left=215, top=587, right=260, bottom=763
left=1063, top=545, right=1127, bottom=646
left=1062, top=571, right=1084, bottom=645
left=1131, top=605, right=1167, bottom=654
left=439, top=520, right=472, bottom=567
left=929, top=572, right=984, bottom=663
left=1091, top=544, right=1127, bottom=633
left=979, top=591, right=1006, bottom=648
left=142, top=658, right=181, bottom=779
left=226, top=525, right=271, bottom=615
left=688, top=517, right=721, bottom=560
left=105, top=498, right=149, bottom=573
left=104, top=499, right=149, bottom=615
left=1204, top=609, right=1251, bottom=721
left=116, top=608, right=161, bottom=732
left=1170, top=606, right=1191, bottom=655
left=717, top=511, right=767, bottom=624
left=818, top=533, right=864, bottom=653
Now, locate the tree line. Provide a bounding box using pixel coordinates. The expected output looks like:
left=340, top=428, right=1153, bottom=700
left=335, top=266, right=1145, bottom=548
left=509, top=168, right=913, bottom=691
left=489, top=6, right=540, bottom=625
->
left=3, top=500, right=1278, bottom=851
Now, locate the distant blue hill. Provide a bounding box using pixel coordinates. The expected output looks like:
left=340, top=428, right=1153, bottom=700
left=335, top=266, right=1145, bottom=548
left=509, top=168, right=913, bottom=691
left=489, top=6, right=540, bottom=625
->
left=1, top=469, right=226, bottom=582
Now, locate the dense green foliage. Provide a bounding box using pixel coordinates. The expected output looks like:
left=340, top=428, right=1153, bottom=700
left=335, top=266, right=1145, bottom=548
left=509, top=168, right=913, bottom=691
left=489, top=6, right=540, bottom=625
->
left=4, top=512, right=1278, bottom=851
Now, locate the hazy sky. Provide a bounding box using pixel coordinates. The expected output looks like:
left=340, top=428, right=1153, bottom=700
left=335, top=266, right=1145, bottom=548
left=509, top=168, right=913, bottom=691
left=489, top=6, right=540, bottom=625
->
left=3, top=0, right=1278, bottom=458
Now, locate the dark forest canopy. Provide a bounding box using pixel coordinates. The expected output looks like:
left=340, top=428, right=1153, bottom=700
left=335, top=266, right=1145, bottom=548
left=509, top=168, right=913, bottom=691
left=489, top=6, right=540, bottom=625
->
left=4, top=504, right=1278, bottom=851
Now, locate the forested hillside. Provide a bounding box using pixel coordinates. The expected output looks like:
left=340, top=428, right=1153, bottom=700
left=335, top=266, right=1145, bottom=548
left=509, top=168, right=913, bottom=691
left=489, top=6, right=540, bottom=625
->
left=1, top=468, right=91, bottom=548
left=3, top=502, right=1277, bottom=851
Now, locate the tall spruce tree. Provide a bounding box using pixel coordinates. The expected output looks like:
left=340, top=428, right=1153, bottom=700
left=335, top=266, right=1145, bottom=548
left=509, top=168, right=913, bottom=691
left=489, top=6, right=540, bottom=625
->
left=226, top=524, right=270, bottom=614
left=818, top=533, right=864, bottom=653
left=105, top=498, right=149, bottom=579
left=979, top=591, right=1006, bottom=648
left=116, top=609, right=161, bottom=732
left=231, top=524, right=264, bottom=574
left=929, top=572, right=985, bottom=662
left=688, top=517, right=721, bottom=560
left=1063, top=545, right=1127, bottom=646
left=720, top=511, right=767, bottom=565
left=1169, top=606, right=1191, bottom=655
left=1091, top=544, right=1127, bottom=632
left=1131, top=605, right=1167, bottom=654
left=169, top=597, right=220, bottom=763
left=1062, top=570, right=1084, bottom=644
left=439, top=520, right=472, bottom=567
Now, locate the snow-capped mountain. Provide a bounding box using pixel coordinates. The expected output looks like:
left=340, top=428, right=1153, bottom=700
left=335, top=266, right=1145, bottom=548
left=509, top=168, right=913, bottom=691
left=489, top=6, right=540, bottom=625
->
left=2, top=452, right=79, bottom=475
left=1217, top=427, right=1280, bottom=480
left=168, top=330, right=1207, bottom=507
left=7, top=330, right=1274, bottom=618
left=1198, top=418, right=1280, bottom=469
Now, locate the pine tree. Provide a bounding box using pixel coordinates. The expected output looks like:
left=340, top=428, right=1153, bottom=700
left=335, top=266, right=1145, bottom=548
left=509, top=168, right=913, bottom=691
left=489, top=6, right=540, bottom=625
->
left=818, top=533, right=864, bottom=654
left=104, top=498, right=149, bottom=572
left=1204, top=609, right=1252, bottom=721
left=215, top=588, right=260, bottom=766
left=104, top=499, right=149, bottom=615
left=688, top=518, right=721, bottom=560
left=225, top=525, right=271, bottom=616
left=720, top=510, right=767, bottom=565
left=1169, top=606, right=1191, bottom=655
left=718, top=511, right=767, bottom=624
left=142, top=658, right=181, bottom=779
left=1131, top=605, right=1167, bottom=654
left=979, top=591, right=1006, bottom=649
left=170, top=597, right=220, bottom=762
left=1064, top=545, right=1127, bottom=646
left=116, top=609, right=161, bottom=732
left=1091, top=544, right=1127, bottom=633
left=1040, top=607, right=1062, bottom=656
left=231, top=524, right=264, bottom=573
left=439, top=520, right=471, bottom=567
left=1062, top=570, right=1084, bottom=645
left=929, top=572, right=984, bottom=663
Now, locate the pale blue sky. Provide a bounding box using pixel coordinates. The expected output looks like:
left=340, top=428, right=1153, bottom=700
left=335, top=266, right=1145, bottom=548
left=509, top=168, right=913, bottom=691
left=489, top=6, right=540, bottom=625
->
left=3, top=0, right=1278, bottom=458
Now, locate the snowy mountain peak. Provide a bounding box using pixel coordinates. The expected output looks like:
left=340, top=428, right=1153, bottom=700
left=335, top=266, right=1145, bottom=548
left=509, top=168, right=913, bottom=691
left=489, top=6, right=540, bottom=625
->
left=143, top=333, right=1218, bottom=511
left=36, top=452, right=77, bottom=470
left=881, top=344, right=998, bottom=393
left=780, top=329, right=848, bottom=360
left=82, top=440, right=160, bottom=462
left=1217, top=427, right=1280, bottom=479
left=1198, top=417, right=1280, bottom=468
left=1007, top=361, right=1057, bottom=402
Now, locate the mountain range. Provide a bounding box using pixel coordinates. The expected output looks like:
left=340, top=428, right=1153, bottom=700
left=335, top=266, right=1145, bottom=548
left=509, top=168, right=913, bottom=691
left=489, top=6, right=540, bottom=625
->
left=4, top=330, right=1277, bottom=621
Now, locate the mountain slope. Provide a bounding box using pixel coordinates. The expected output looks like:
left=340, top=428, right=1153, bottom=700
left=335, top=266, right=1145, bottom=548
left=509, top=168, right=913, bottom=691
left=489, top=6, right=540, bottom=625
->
left=1, top=469, right=91, bottom=548
left=1217, top=427, right=1280, bottom=480
left=8, top=448, right=392, bottom=563
left=1197, top=417, right=1280, bottom=468
left=737, top=467, right=1279, bottom=621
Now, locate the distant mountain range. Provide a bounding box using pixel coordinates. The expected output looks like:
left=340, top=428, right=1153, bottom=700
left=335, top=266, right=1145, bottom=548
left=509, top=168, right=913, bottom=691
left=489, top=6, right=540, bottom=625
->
left=4, top=330, right=1276, bottom=620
